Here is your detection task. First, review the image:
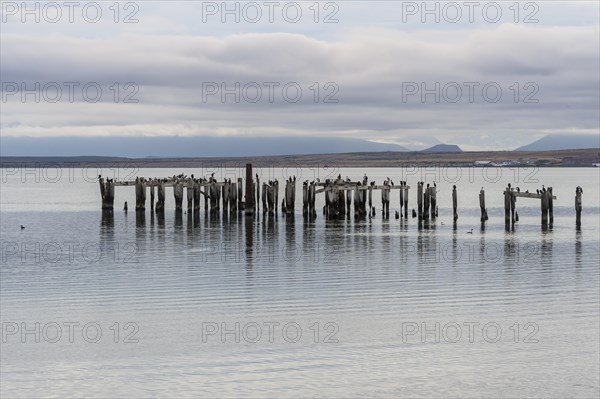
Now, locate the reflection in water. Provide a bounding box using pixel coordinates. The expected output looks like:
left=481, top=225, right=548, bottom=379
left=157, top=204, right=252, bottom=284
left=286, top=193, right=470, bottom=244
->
left=575, top=230, right=583, bottom=267
left=541, top=227, right=554, bottom=267
left=174, top=209, right=183, bottom=228
left=245, top=216, right=254, bottom=272
left=156, top=208, right=165, bottom=229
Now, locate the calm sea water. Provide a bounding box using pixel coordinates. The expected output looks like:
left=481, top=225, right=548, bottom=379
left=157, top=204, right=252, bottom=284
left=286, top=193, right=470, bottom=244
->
left=1, top=167, right=599, bottom=398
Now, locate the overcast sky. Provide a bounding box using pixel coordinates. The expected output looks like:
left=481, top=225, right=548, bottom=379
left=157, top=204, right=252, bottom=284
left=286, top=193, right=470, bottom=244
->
left=1, top=1, right=599, bottom=151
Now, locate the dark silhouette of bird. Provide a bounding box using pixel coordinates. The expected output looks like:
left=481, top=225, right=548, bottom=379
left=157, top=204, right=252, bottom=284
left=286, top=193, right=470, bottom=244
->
left=20, top=225, right=25, bottom=230
left=467, top=228, right=473, bottom=234
left=536, top=189, right=540, bottom=194
left=412, top=209, right=417, bottom=218
left=516, top=187, right=520, bottom=192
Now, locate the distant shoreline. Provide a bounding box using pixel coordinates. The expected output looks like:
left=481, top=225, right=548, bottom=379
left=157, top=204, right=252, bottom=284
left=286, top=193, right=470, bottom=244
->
left=1, top=148, right=598, bottom=168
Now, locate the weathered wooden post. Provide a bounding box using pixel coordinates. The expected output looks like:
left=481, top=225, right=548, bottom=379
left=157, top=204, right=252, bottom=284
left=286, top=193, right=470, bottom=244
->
left=309, top=182, right=316, bottom=216
left=423, top=184, right=430, bottom=220
left=187, top=180, right=194, bottom=211
left=504, top=186, right=511, bottom=225
left=256, top=174, right=260, bottom=212
left=209, top=179, right=218, bottom=212
left=403, top=183, right=409, bottom=218
left=245, top=164, right=254, bottom=215
left=223, top=180, right=230, bottom=213
left=429, top=184, right=436, bottom=220
left=303, top=181, right=308, bottom=216
left=285, top=179, right=294, bottom=215
left=237, top=177, right=243, bottom=211
left=267, top=183, right=274, bottom=213
left=368, top=184, right=373, bottom=215
left=262, top=183, right=268, bottom=212
left=452, top=185, right=458, bottom=221
left=541, top=189, right=549, bottom=225
left=510, top=189, right=516, bottom=224
left=149, top=181, right=155, bottom=211
left=135, top=178, right=146, bottom=211
left=399, top=182, right=404, bottom=217
left=575, top=186, right=583, bottom=226
left=193, top=180, right=200, bottom=211
left=203, top=182, right=209, bottom=211
left=174, top=179, right=184, bottom=211
left=99, top=177, right=115, bottom=210
left=274, top=180, right=279, bottom=213
left=417, top=182, right=423, bottom=220
left=156, top=180, right=165, bottom=211
left=346, top=189, right=352, bottom=216
left=339, top=188, right=346, bottom=216
left=548, top=187, right=554, bottom=223
left=479, top=188, right=488, bottom=222
left=231, top=180, right=238, bottom=212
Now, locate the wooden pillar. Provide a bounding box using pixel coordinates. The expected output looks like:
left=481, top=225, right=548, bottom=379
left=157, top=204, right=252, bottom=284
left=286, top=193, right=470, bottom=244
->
left=302, top=182, right=308, bottom=215
left=452, top=185, right=458, bottom=221
left=286, top=178, right=295, bottom=214
left=339, top=189, right=346, bottom=215
left=479, top=188, right=488, bottom=222
left=548, top=187, right=554, bottom=223
left=575, top=186, right=583, bottom=226
left=135, top=178, right=146, bottom=211
left=262, top=183, right=268, bottom=212
left=99, top=177, right=115, bottom=210
left=399, top=183, right=404, bottom=217
left=209, top=180, right=218, bottom=212
left=368, top=185, right=373, bottom=215
left=267, top=183, right=274, bottom=213
left=187, top=180, right=194, bottom=211
left=193, top=181, right=200, bottom=211
left=274, top=180, right=279, bottom=213
left=417, top=182, right=423, bottom=220
left=309, top=182, right=316, bottom=216
left=403, top=184, right=409, bottom=218
left=237, top=177, right=243, bottom=210
left=541, top=190, right=549, bottom=225
left=285, top=180, right=293, bottom=215
left=222, top=180, right=230, bottom=213
left=245, top=164, right=254, bottom=215
left=231, top=180, right=238, bottom=212
left=156, top=181, right=165, bottom=211
left=203, top=183, right=209, bottom=211
left=429, top=185, right=436, bottom=220
left=346, top=189, right=352, bottom=216
left=256, top=175, right=260, bottom=212
left=510, top=190, right=516, bottom=224
left=150, top=182, right=155, bottom=211
left=174, top=180, right=184, bottom=211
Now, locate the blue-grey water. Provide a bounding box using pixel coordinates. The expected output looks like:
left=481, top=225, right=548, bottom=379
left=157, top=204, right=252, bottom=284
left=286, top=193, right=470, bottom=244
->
left=1, top=167, right=599, bottom=398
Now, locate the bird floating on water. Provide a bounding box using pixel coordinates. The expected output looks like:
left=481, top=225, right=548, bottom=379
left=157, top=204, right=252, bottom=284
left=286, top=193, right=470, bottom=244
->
left=467, top=228, right=473, bottom=234
left=20, top=225, right=25, bottom=230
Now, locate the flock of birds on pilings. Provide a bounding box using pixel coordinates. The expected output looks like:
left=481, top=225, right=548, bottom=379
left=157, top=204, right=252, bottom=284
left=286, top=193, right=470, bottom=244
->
left=97, top=169, right=584, bottom=228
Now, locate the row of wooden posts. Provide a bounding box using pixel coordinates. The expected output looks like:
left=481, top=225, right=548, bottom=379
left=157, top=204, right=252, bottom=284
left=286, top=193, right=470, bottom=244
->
left=99, top=164, right=584, bottom=226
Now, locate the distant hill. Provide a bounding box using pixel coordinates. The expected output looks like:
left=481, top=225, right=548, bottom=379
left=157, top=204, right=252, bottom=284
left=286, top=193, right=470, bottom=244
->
left=516, top=134, right=599, bottom=151
left=422, top=144, right=463, bottom=153
left=397, top=136, right=443, bottom=151
left=0, top=136, right=408, bottom=157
